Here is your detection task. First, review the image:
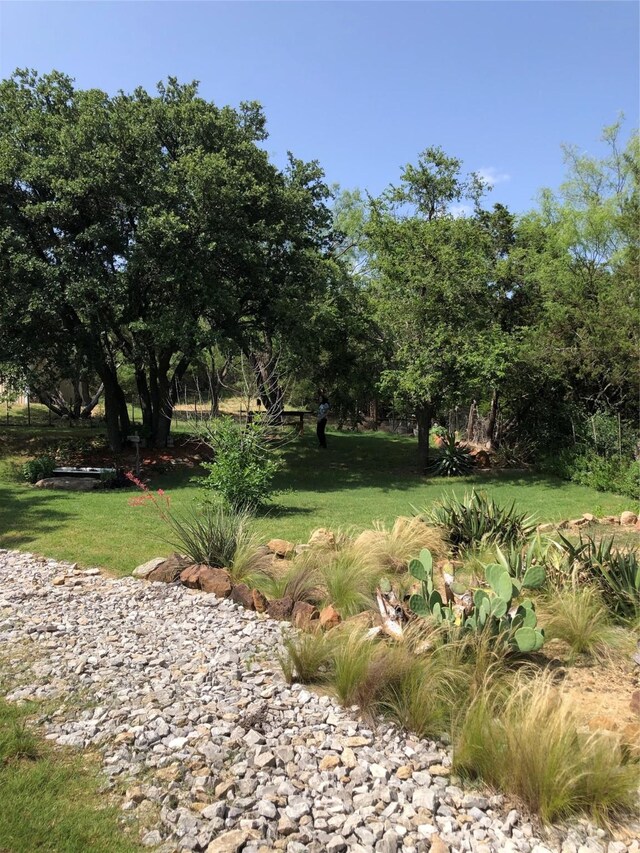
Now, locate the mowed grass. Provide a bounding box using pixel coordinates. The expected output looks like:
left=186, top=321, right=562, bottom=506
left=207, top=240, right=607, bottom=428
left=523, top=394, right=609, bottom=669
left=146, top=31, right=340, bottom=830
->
left=0, top=696, right=142, bottom=853
left=0, top=427, right=633, bottom=576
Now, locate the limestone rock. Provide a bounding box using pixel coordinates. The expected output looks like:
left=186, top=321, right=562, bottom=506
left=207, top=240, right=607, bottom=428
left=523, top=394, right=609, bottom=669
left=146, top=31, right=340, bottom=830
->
left=206, top=829, right=259, bottom=853
left=35, top=477, right=97, bottom=491
left=132, top=557, right=166, bottom=579
left=620, top=511, right=638, bottom=526
left=631, top=689, right=640, bottom=716
left=266, top=539, right=295, bottom=558
left=308, top=528, right=336, bottom=549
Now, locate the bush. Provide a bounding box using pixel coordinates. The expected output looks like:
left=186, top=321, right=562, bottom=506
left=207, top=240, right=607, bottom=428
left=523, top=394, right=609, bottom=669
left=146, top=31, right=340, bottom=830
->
left=200, top=415, right=282, bottom=511
left=22, top=456, right=55, bottom=484
left=421, top=490, right=537, bottom=553
left=539, top=449, right=639, bottom=499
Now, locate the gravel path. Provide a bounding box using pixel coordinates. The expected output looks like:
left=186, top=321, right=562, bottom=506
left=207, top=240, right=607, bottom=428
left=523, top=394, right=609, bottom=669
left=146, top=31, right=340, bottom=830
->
left=0, top=549, right=636, bottom=853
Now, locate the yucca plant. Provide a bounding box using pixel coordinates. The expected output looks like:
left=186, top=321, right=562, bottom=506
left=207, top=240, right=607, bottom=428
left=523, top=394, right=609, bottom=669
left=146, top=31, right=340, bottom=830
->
left=422, top=490, right=537, bottom=553
left=428, top=433, right=473, bottom=477
left=162, top=503, right=254, bottom=568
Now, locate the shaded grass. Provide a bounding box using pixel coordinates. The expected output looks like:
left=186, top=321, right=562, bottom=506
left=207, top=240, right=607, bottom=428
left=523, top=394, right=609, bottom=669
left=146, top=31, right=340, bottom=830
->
left=0, top=697, right=142, bottom=853
left=0, top=430, right=634, bottom=575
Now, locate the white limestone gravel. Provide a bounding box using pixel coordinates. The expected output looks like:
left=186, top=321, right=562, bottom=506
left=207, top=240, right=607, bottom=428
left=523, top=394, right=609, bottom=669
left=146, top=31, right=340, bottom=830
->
left=0, top=549, right=637, bottom=853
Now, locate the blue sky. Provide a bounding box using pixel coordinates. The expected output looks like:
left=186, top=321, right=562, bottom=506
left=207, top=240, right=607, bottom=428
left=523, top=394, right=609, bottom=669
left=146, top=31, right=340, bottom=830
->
left=1, top=1, right=637, bottom=213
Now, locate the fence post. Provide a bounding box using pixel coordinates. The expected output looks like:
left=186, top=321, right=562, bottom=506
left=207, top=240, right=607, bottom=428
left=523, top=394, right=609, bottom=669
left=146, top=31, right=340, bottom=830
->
left=27, top=393, right=31, bottom=426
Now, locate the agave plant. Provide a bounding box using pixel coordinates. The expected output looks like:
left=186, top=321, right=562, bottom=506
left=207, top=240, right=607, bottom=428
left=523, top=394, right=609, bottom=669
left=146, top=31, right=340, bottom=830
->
left=557, top=533, right=640, bottom=623
left=428, top=433, right=473, bottom=477
left=421, top=490, right=537, bottom=553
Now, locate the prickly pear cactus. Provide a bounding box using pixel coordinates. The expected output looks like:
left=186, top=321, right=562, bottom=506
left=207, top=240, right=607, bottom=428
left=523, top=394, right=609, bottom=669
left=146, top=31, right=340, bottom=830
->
left=408, top=550, right=545, bottom=654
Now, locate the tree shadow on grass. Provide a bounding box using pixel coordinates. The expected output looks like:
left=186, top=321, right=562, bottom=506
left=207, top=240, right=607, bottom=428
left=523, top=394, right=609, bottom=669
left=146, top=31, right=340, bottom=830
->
left=0, top=486, right=76, bottom=549
left=275, top=433, right=577, bottom=495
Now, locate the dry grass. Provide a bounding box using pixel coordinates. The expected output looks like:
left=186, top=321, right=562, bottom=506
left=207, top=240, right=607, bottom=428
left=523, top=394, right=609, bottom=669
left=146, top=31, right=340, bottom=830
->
left=454, top=672, right=640, bottom=824
left=538, top=585, right=628, bottom=662
left=353, top=517, right=445, bottom=573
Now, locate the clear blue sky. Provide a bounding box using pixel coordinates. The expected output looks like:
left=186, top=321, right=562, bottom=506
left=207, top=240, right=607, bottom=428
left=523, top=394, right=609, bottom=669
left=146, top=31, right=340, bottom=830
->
left=1, top=1, right=638, bottom=212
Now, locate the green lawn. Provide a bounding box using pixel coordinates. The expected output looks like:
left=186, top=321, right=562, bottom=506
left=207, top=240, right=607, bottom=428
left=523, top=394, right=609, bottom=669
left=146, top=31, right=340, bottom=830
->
left=0, top=695, right=142, bottom=852
left=0, top=428, right=634, bottom=576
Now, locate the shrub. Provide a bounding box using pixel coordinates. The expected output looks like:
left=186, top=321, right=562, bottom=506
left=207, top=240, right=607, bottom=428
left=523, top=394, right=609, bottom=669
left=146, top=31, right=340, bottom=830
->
left=428, top=433, right=473, bottom=477
left=199, top=415, right=282, bottom=511
left=421, top=490, right=537, bottom=553
left=454, top=674, right=640, bottom=823
left=539, top=449, right=640, bottom=500
left=22, top=456, right=55, bottom=484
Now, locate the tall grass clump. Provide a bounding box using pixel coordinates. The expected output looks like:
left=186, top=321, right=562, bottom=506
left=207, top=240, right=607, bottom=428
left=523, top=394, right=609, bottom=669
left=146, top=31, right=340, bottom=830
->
left=320, top=549, right=380, bottom=617
left=539, top=585, right=624, bottom=661
left=279, top=631, right=337, bottom=685
left=353, top=517, right=444, bottom=572
left=454, top=674, right=640, bottom=823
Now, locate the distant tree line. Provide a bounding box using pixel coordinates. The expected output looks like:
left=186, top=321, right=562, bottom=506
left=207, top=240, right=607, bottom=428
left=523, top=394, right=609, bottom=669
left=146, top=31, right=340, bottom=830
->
left=1, top=70, right=638, bottom=491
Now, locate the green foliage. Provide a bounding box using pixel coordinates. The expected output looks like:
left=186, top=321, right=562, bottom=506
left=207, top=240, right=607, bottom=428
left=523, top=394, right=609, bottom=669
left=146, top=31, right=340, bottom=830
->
left=0, top=698, right=143, bottom=852
left=557, top=533, right=640, bottom=623
left=320, top=550, right=379, bottom=617
left=542, top=449, right=640, bottom=500
left=409, top=548, right=545, bottom=653
left=163, top=502, right=253, bottom=569
left=279, top=631, right=337, bottom=685
left=540, top=585, right=624, bottom=661
left=422, top=490, right=537, bottom=552
left=200, top=416, right=282, bottom=511
left=428, top=434, right=473, bottom=477
left=0, top=70, right=335, bottom=450
left=454, top=675, right=640, bottom=823
left=22, top=456, right=55, bottom=484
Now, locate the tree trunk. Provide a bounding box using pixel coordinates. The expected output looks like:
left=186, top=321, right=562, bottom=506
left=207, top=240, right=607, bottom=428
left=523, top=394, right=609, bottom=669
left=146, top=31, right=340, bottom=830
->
left=466, top=400, right=478, bottom=443
left=99, top=366, right=130, bottom=452
left=248, top=349, right=284, bottom=423
left=416, top=404, right=433, bottom=473
left=486, top=389, right=499, bottom=450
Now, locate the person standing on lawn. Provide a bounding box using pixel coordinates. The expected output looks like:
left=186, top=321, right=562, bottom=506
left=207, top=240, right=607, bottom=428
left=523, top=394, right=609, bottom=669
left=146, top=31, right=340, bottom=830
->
left=316, top=393, right=330, bottom=448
